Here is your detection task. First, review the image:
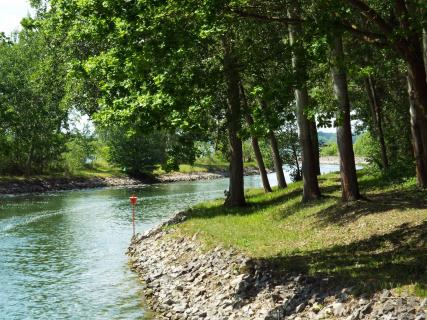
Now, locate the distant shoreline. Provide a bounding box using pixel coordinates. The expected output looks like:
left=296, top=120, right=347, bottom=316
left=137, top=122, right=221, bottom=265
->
left=319, top=156, right=367, bottom=165
left=0, top=159, right=366, bottom=196
left=0, top=167, right=258, bottom=195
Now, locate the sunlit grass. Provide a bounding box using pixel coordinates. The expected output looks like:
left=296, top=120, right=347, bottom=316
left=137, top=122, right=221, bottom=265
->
left=176, top=170, right=427, bottom=296
left=0, top=166, right=125, bottom=181
left=152, top=160, right=258, bottom=175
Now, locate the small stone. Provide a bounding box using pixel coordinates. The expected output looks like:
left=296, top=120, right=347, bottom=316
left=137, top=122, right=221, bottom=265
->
left=295, top=303, right=305, bottom=313
left=311, top=302, right=323, bottom=313
left=315, top=307, right=333, bottom=320
left=332, top=302, right=346, bottom=316
left=145, top=289, right=153, bottom=297
left=381, top=289, right=392, bottom=302
left=383, top=300, right=396, bottom=313
left=172, top=304, right=186, bottom=313
left=421, top=299, right=427, bottom=308
left=416, top=314, right=426, bottom=320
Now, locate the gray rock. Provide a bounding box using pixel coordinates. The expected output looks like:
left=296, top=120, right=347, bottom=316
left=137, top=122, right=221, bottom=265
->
left=128, top=218, right=427, bottom=320
left=347, top=302, right=373, bottom=320
left=311, top=302, right=323, bottom=313
left=332, top=302, right=346, bottom=316
left=173, top=304, right=187, bottom=313
left=383, top=300, right=396, bottom=313
left=381, top=290, right=392, bottom=302
left=316, top=306, right=333, bottom=319
left=295, top=303, right=305, bottom=313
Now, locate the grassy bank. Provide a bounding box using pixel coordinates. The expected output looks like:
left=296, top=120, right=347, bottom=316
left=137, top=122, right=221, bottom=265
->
left=153, top=160, right=258, bottom=175
left=0, top=167, right=125, bottom=183
left=175, top=170, right=427, bottom=296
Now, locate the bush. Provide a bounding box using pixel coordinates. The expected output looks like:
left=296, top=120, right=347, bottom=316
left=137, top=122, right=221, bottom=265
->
left=320, top=143, right=338, bottom=156
left=353, top=132, right=373, bottom=157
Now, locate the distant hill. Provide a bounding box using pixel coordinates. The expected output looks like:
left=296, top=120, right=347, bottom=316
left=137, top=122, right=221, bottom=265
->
left=318, top=130, right=358, bottom=145
left=318, top=131, right=336, bottom=145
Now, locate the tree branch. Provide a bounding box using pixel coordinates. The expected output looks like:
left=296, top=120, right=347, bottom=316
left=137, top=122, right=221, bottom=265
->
left=339, top=22, right=387, bottom=45
left=345, top=0, right=395, bottom=36
left=229, top=8, right=303, bottom=25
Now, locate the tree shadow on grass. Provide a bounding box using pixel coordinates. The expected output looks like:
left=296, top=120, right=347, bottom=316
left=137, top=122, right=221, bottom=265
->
left=184, top=188, right=305, bottom=220
left=233, top=221, right=427, bottom=317
left=315, top=188, right=427, bottom=226
left=274, top=221, right=427, bottom=288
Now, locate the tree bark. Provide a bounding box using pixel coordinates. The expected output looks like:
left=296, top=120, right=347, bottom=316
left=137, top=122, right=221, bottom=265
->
left=405, top=50, right=427, bottom=120
left=407, top=76, right=427, bottom=188
left=240, top=85, right=272, bottom=193
left=223, top=38, right=246, bottom=207
left=252, top=135, right=272, bottom=192
left=364, top=75, right=389, bottom=169
left=329, top=33, right=361, bottom=201
left=259, top=100, right=287, bottom=189
left=268, top=130, right=287, bottom=189
left=292, top=144, right=302, bottom=181
left=287, top=5, right=321, bottom=202
left=423, top=27, right=427, bottom=75
left=309, top=120, right=321, bottom=175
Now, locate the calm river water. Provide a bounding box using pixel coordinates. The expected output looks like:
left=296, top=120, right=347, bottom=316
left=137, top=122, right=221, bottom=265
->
left=0, top=165, right=341, bottom=319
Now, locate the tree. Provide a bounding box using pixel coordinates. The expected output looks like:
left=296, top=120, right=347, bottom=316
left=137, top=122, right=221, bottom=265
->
left=329, top=32, right=361, bottom=201
left=0, top=29, right=68, bottom=174
left=240, top=85, right=272, bottom=193
left=287, top=2, right=321, bottom=202
left=339, top=0, right=427, bottom=187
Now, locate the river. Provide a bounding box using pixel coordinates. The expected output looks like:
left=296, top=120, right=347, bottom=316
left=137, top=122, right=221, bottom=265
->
left=0, top=165, right=341, bottom=319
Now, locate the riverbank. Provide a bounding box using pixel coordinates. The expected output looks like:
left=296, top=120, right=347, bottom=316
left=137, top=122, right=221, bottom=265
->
left=319, top=156, right=367, bottom=165
left=128, top=171, right=427, bottom=319
left=0, top=157, right=360, bottom=195
left=0, top=167, right=260, bottom=195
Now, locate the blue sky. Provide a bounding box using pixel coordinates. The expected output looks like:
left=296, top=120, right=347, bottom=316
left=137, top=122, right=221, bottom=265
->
left=0, top=0, right=33, bottom=35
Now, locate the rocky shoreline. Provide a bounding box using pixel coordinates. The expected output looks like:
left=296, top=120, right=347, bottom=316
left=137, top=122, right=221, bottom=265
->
left=128, top=213, right=426, bottom=320
left=0, top=176, right=147, bottom=195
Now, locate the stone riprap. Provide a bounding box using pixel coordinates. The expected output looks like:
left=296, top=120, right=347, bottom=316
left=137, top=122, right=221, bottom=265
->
left=128, top=215, right=427, bottom=320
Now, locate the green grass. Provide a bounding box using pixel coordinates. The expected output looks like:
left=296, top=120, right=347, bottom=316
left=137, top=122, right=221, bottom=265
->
left=152, top=160, right=258, bottom=175
left=176, top=170, right=427, bottom=296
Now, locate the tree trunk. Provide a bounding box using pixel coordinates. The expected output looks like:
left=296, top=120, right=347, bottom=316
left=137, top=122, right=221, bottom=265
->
left=309, top=120, right=321, bottom=175
left=292, top=144, right=302, bottom=181
left=423, top=27, right=427, bottom=75
left=407, top=76, right=427, bottom=188
left=405, top=48, right=427, bottom=121
left=223, top=38, right=246, bottom=207
left=364, top=75, right=389, bottom=169
left=329, top=33, right=361, bottom=201
left=287, top=5, right=321, bottom=202
left=252, top=135, right=272, bottom=192
left=25, top=142, right=34, bottom=176
left=240, top=85, right=272, bottom=193
left=268, top=130, right=287, bottom=189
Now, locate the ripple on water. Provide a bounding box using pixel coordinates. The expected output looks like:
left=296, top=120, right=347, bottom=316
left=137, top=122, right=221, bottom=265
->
left=0, top=165, right=341, bottom=318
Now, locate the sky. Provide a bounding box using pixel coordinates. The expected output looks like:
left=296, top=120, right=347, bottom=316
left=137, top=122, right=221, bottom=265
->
left=0, top=0, right=33, bottom=35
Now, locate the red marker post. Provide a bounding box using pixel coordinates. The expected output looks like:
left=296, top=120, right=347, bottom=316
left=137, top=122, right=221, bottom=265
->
left=129, top=195, right=138, bottom=237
